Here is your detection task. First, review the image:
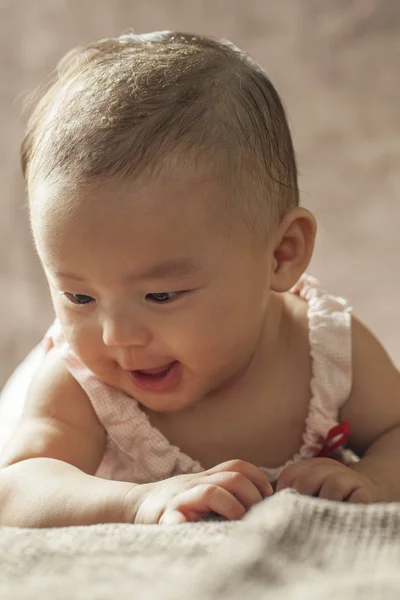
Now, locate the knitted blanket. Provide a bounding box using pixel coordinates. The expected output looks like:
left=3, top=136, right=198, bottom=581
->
left=1, top=490, right=399, bottom=599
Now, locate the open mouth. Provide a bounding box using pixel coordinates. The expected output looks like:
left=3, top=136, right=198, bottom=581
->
left=128, top=361, right=180, bottom=392
left=137, top=364, right=173, bottom=376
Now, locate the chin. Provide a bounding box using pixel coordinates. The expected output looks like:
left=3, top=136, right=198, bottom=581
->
left=136, top=392, right=199, bottom=414
left=132, top=380, right=207, bottom=413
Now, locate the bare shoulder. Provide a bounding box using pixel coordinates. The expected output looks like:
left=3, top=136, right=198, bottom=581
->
left=340, top=314, right=400, bottom=454
left=24, top=349, right=101, bottom=428
left=0, top=350, right=105, bottom=474
left=349, top=315, right=399, bottom=401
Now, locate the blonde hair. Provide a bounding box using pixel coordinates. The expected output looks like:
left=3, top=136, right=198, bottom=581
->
left=22, top=31, right=299, bottom=237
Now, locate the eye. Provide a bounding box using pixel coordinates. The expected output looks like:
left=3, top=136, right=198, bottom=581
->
left=146, top=292, right=179, bottom=304
left=63, top=293, right=95, bottom=305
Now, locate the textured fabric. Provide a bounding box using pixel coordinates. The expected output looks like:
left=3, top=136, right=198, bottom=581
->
left=0, top=274, right=353, bottom=482
left=1, top=490, right=400, bottom=599
left=50, top=274, right=353, bottom=483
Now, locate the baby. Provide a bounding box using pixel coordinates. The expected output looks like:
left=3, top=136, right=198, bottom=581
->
left=0, top=31, right=399, bottom=527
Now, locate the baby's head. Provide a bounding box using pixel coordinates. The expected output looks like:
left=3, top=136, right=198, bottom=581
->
left=24, top=31, right=316, bottom=411
left=24, top=31, right=300, bottom=241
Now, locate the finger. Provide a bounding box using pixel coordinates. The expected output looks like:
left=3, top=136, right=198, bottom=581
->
left=347, top=487, right=373, bottom=504
left=159, top=510, right=188, bottom=525
left=276, top=463, right=308, bottom=492
left=172, top=484, right=246, bottom=521
left=207, top=460, right=273, bottom=497
left=318, top=474, right=361, bottom=501
left=206, top=471, right=263, bottom=510
left=290, top=467, right=330, bottom=497
left=276, top=458, right=339, bottom=493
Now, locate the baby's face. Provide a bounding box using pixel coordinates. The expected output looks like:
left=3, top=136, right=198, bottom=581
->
left=31, top=164, right=273, bottom=412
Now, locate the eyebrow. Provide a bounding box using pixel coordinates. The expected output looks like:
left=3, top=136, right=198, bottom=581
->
left=53, top=258, right=203, bottom=283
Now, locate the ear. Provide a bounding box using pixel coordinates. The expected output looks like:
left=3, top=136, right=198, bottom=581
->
left=270, top=208, right=316, bottom=293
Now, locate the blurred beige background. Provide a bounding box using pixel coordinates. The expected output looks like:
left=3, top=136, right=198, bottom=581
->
left=0, top=0, right=399, bottom=389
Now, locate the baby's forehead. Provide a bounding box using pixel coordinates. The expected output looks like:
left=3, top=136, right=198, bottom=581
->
left=29, top=166, right=234, bottom=242
left=31, top=178, right=249, bottom=278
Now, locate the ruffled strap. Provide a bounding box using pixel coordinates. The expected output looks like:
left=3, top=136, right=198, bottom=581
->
left=293, top=274, right=352, bottom=454
left=262, top=274, right=353, bottom=482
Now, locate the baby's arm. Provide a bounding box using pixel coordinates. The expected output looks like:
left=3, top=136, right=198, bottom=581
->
left=277, top=315, right=400, bottom=502
left=0, top=351, right=271, bottom=526
left=339, top=315, right=400, bottom=500
left=0, top=350, right=133, bottom=526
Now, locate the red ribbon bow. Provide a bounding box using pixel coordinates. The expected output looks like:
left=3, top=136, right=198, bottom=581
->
left=316, top=421, right=350, bottom=459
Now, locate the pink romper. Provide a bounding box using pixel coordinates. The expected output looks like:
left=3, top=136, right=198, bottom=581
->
left=0, top=274, right=356, bottom=482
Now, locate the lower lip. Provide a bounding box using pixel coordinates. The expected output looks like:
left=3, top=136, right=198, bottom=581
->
left=128, top=361, right=181, bottom=392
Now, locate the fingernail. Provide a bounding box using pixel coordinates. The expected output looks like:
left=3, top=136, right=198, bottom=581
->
left=263, top=484, right=274, bottom=497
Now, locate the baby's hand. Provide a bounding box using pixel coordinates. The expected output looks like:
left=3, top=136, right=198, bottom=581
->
left=122, top=460, right=273, bottom=524
left=276, top=458, right=378, bottom=503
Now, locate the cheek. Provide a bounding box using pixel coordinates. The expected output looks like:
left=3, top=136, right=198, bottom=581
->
left=166, top=293, right=261, bottom=364
left=52, top=303, right=105, bottom=365
left=66, top=324, right=102, bottom=364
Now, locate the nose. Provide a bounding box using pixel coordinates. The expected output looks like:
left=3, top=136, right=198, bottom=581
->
left=102, top=308, right=152, bottom=348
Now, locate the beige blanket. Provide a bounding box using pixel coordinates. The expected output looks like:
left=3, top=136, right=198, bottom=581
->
left=1, top=490, right=399, bottom=599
